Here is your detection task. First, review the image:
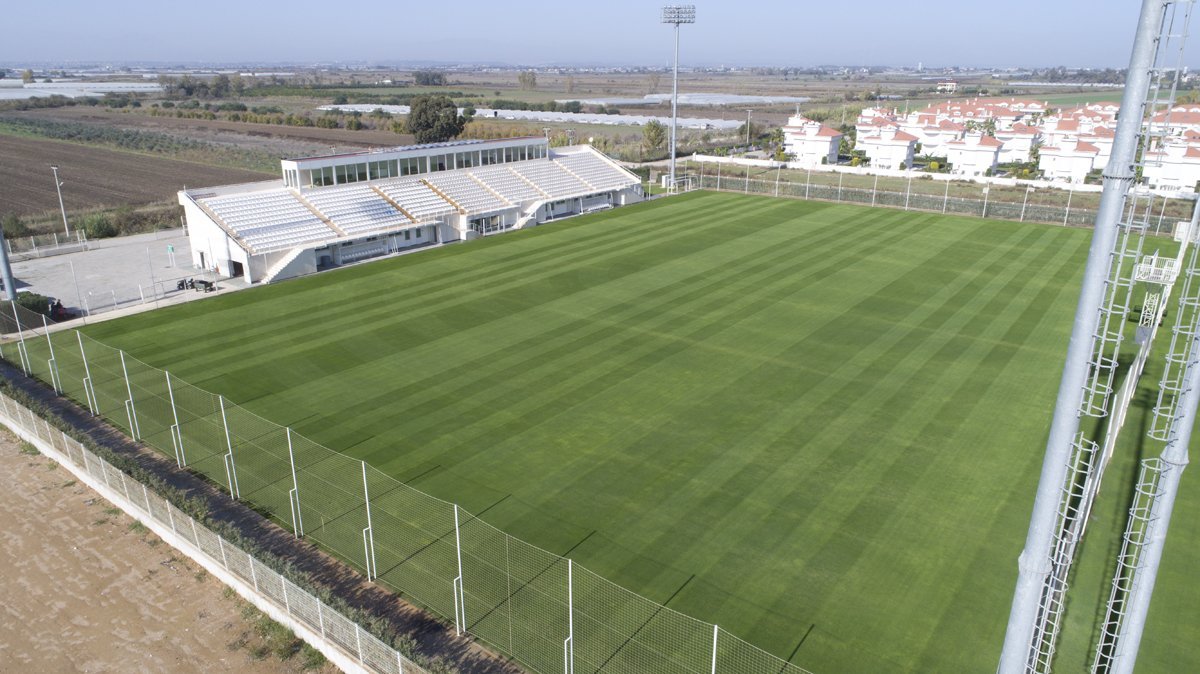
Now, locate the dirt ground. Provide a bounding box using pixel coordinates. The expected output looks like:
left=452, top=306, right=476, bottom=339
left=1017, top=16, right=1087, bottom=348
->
left=19, top=107, right=417, bottom=154
left=0, top=134, right=272, bottom=218
left=0, top=429, right=336, bottom=674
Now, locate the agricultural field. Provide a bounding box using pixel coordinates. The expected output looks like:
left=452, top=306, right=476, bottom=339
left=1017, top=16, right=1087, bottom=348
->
left=30, top=192, right=1196, bottom=672
left=0, top=134, right=271, bottom=218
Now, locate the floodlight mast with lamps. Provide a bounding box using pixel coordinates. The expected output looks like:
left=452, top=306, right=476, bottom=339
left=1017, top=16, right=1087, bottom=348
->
left=662, top=4, right=695, bottom=192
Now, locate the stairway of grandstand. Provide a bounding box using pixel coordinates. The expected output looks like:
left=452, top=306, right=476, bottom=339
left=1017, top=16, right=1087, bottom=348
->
left=193, top=149, right=637, bottom=255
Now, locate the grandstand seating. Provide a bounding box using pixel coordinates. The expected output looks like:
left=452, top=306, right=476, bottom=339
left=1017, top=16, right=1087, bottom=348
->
left=470, top=165, right=548, bottom=203
left=374, top=178, right=458, bottom=221
left=424, top=172, right=511, bottom=213
left=554, top=152, right=638, bottom=192
left=203, top=189, right=337, bottom=253
left=511, top=161, right=592, bottom=199
left=302, top=184, right=413, bottom=236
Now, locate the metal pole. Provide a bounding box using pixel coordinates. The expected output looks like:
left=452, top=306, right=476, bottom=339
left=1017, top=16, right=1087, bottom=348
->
left=1021, top=187, right=1031, bottom=222
left=119, top=351, right=140, bottom=441
left=453, top=504, right=466, bottom=635
left=711, top=624, right=719, bottom=674
left=871, top=173, right=879, bottom=206
left=219, top=395, right=240, bottom=499
left=905, top=175, right=912, bottom=210
left=775, top=164, right=781, bottom=197
left=566, top=558, right=575, bottom=674
left=69, top=260, right=85, bottom=318
left=669, top=25, right=680, bottom=189
left=51, top=165, right=70, bottom=237
left=1109, top=346, right=1196, bottom=674
left=361, top=461, right=376, bottom=580
left=998, top=1, right=1168, bottom=669
left=42, top=314, right=60, bottom=394
left=943, top=179, right=950, bottom=214
left=165, top=371, right=184, bottom=466
left=1064, top=187, right=1074, bottom=226
left=77, top=331, right=96, bottom=415
left=287, top=428, right=302, bottom=537
left=744, top=163, right=750, bottom=193
left=745, top=108, right=752, bottom=148
left=806, top=167, right=811, bottom=200
left=0, top=222, right=16, bottom=302
left=982, top=186, right=990, bottom=219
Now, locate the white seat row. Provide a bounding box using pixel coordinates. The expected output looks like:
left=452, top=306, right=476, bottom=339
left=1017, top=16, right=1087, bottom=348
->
left=374, top=178, right=458, bottom=221
left=302, top=185, right=412, bottom=235
left=424, top=173, right=510, bottom=213
left=511, top=162, right=591, bottom=199
left=554, top=153, right=638, bottom=192
left=470, top=165, right=547, bottom=203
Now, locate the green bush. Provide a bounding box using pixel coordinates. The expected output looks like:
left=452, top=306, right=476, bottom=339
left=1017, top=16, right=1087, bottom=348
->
left=16, top=292, right=52, bottom=316
left=80, top=213, right=118, bottom=239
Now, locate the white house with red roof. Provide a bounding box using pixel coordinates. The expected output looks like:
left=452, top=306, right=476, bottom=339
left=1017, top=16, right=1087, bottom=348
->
left=994, top=123, right=1041, bottom=163
left=856, top=127, right=918, bottom=170
left=782, top=115, right=843, bottom=168
left=1080, top=126, right=1116, bottom=171
left=1151, top=105, right=1200, bottom=136
left=899, top=116, right=964, bottom=157
left=1142, top=142, right=1200, bottom=190
left=945, top=133, right=1003, bottom=176
left=1039, top=141, right=1101, bottom=183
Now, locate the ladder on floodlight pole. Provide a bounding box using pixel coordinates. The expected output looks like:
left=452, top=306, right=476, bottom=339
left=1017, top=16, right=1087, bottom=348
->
left=997, top=1, right=1193, bottom=672
left=1092, top=230, right=1200, bottom=674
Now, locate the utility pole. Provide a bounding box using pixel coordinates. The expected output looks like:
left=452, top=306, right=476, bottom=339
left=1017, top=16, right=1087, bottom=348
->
left=51, top=165, right=70, bottom=237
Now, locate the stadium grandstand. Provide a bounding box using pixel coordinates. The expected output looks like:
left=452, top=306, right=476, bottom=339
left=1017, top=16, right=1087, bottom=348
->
left=178, top=137, right=643, bottom=284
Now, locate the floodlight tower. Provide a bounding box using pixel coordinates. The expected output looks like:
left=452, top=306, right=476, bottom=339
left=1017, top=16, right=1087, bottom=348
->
left=998, top=1, right=1195, bottom=672
left=662, top=4, right=695, bottom=191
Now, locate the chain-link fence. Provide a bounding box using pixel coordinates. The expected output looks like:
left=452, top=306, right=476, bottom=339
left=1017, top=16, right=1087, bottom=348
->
left=6, top=230, right=90, bottom=261
left=0, top=386, right=428, bottom=674
left=694, top=171, right=1110, bottom=229
left=0, top=302, right=814, bottom=674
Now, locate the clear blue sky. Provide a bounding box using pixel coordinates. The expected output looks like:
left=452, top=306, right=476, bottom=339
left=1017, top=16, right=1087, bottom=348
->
left=0, top=0, right=1185, bottom=68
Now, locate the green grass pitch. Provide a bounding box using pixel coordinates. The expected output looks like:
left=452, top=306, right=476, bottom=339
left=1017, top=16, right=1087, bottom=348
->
left=77, top=191, right=1198, bottom=672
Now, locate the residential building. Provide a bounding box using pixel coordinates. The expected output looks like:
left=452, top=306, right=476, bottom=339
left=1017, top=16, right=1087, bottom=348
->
left=782, top=115, right=843, bottom=168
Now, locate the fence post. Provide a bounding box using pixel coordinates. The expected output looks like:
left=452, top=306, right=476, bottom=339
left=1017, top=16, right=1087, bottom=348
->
left=1064, top=187, right=1074, bottom=226
left=119, top=351, right=141, bottom=441
left=361, top=461, right=376, bottom=580
left=775, top=164, right=781, bottom=197
left=219, top=396, right=240, bottom=499
left=11, top=301, right=30, bottom=376
left=282, top=576, right=290, bottom=614
left=218, top=536, right=229, bottom=569
left=166, top=371, right=184, bottom=466
left=143, top=483, right=152, bottom=514
left=942, top=179, right=950, bottom=214
left=398, top=651, right=405, bottom=674
left=41, top=314, right=61, bottom=394
left=287, top=428, right=303, bottom=537
left=711, top=624, right=719, bottom=674
left=453, top=504, right=466, bottom=635
left=982, top=186, right=990, bottom=219
left=248, top=552, right=259, bottom=591
left=355, top=624, right=365, bottom=665
left=716, top=161, right=721, bottom=191
left=317, top=601, right=326, bottom=638
left=744, top=164, right=750, bottom=193
left=564, top=558, right=575, bottom=674
left=837, top=173, right=843, bottom=202
left=805, top=167, right=812, bottom=200
left=905, top=176, right=913, bottom=211
left=871, top=174, right=879, bottom=206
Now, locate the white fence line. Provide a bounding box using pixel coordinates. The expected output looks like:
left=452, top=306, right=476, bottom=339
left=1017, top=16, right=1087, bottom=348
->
left=0, top=391, right=428, bottom=674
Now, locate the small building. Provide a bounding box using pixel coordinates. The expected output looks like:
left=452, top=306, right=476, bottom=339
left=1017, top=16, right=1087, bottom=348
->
left=782, top=115, right=843, bottom=167
left=937, top=80, right=958, bottom=94
left=856, top=128, right=919, bottom=170
left=1038, top=141, right=1100, bottom=183
left=945, top=133, right=1003, bottom=176
left=994, top=123, right=1041, bottom=163
left=1142, top=143, right=1200, bottom=191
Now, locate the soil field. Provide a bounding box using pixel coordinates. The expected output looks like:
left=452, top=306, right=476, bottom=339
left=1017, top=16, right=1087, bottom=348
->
left=0, top=134, right=272, bottom=218
left=19, top=106, right=417, bottom=152
left=0, top=429, right=334, bottom=674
